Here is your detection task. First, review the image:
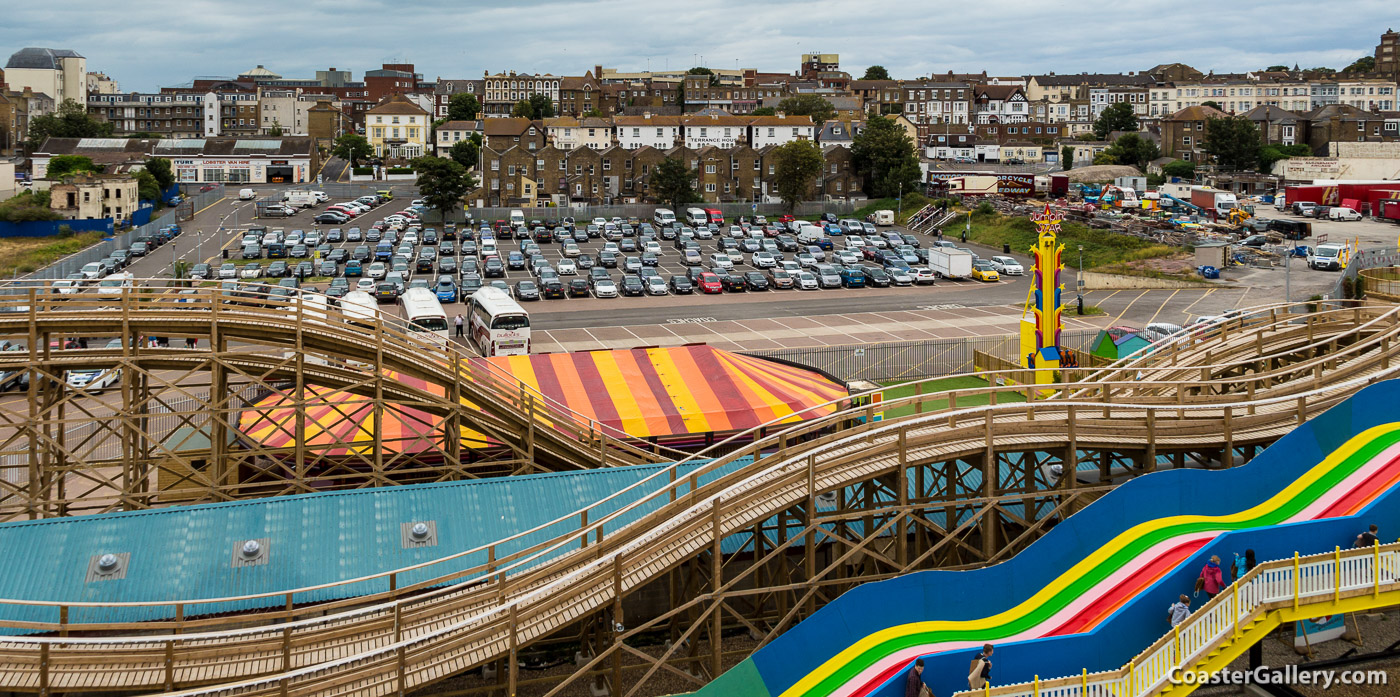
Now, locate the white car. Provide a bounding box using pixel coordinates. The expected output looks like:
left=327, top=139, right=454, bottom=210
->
left=645, top=276, right=669, bottom=296
left=844, top=235, right=866, bottom=249
left=990, top=256, right=1024, bottom=275
left=683, top=249, right=703, bottom=265
left=602, top=241, right=620, bottom=254
left=593, top=279, right=618, bottom=297
left=591, top=217, right=607, bottom=228
left=367, top=262, right=387, bottom=279
left=218, top=263, right=237, bottom=279
left=694, top=226, right=714, bottom=239
left=797, top=253, right=819, bottom=269
left=795, top=271, right=819, bottom=290
left=913, top=267, right=937, bottom=284
left=80, top=262, right=106, bottom=279
left=557, top=258, right=577, bottom=275
left=836, top=249, right=861, bottom=265
left=751, top=251, right=776, bottom=268
left=303, top=232, right=321, bottom=246
left=52, top=279, right=82, bottom=295
left=709, top=253, right=734, bottom=270
left=780, top=260, right=801, bottom=274
left=562, top=242, right=582, bottom=257
left=310, top=191, right=328, bottom=203
left=355, top=278, right=376, bottom=292
left=402, top=232, right=419, bottom=246
left=643, top=240, right=662, bottom=254
left=65, top=368, right=120, bottom=392
left=239, top=265, right=263, bottom=279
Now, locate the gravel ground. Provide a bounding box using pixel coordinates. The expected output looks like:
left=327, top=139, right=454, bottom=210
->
left=1195, top=608, right=1400, bottom=697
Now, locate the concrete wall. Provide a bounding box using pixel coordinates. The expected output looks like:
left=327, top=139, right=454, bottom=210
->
left=1080, top=271, right=1215, bottom=290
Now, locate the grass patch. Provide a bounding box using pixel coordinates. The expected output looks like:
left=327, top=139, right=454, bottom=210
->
left=874, top=375, right=1026, bottom=419
left=964, top=211, right=1173, bottom=269
left=1076, top=304, right=1106, bottom=316
left=0, top=230, right=109, bottom=276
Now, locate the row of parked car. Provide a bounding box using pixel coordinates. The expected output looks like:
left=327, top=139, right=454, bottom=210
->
left=1289, top=201, right=1363, bottom=221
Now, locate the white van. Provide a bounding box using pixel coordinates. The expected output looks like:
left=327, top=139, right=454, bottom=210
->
left=686, top=208, right=709, bottom=226
left=1328, top=207, right=1361, bottom=221
left=238, top=188, right=255, bottom=200
left=653, top=208, right=676, bottom=227
left=795, top=223, right=825, bottom=245
left=509, top=210, right=526, bottom=228
left=284, top=191, right=317, bottom=208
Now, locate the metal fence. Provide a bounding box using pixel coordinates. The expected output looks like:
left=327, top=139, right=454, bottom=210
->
left=1, top=186, right=229, bottom=287
left=1334, top=246, right=1400, bottom=300
left=743, top=329, right=1101, bottom=383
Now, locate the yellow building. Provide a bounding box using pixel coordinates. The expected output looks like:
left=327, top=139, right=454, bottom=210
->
left=364, top=94, right=428, bottom=159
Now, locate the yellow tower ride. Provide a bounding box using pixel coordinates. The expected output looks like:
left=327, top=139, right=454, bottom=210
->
left=1020, top=204, right=1066, bottom=388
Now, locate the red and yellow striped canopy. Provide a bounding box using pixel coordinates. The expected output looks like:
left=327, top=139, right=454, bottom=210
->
left=485, top=346, right=848, bottom=438
left=237, top=347, right=847, bottom=454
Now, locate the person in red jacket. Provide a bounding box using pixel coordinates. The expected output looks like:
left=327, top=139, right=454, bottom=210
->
left=1198, top=555, right=1225, bottom=598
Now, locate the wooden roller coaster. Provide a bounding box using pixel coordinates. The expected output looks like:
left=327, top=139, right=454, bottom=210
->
left=0, top=289, right=1395, bottom=697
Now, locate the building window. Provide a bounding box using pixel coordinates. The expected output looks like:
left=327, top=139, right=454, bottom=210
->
left=706, top=183, right=716, bottom=192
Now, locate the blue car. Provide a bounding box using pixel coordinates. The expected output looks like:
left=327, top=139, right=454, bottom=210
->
left=374, top=242, right=394, bottom=261
left=435, top=277, right=459, bottom=303
left=345, top=260, right=363, bottom=277
left=823, top=223, right=843, bottom=236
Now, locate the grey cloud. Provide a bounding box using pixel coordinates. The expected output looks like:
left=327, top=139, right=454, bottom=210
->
left=1, top=0, right=1391, bottom=91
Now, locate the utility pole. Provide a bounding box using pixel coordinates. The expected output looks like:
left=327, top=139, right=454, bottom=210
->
left=1077, top=244, right=1085, bottom=314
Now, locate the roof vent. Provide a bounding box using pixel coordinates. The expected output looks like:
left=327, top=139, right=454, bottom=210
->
left=402, top=520, right=439, bottom=548
left=232, top=538, right=270, bottom=567
left=86, top=552, right=129, bottom=582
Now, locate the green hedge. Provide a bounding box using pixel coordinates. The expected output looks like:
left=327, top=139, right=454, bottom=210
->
left=353, top=167, right=373, bottom=175
left=386, top=167, right=414, bottom=175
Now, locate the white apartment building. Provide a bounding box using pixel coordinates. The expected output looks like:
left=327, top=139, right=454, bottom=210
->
left=747, top=114, right=816, bottom=148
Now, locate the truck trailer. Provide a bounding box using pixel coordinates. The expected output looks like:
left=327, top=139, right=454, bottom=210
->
left=927, top=248, right=974, bottom=279
left=1189, top=187, right=1238, bottom=219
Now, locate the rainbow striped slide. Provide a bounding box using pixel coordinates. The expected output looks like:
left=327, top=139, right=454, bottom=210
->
left=699, top=382, right=1400, bottom=697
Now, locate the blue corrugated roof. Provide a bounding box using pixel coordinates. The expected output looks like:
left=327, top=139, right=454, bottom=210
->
left=0, top=448, right=1135, bottom=632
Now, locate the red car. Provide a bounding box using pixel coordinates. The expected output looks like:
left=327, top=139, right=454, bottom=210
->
left=697, top=272, right=723, bottom=294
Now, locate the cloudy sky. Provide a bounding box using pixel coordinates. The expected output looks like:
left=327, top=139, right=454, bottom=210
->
left=4, top=0, right=1393, bottom=92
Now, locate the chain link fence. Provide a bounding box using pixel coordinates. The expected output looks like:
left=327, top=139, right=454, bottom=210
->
left=743, top=329, right=1101, bottom=383
left=1, top=186, right=229, bottom=287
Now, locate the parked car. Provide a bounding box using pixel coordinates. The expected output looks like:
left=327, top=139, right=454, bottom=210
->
left=989, top=256, right=1024, bottom=275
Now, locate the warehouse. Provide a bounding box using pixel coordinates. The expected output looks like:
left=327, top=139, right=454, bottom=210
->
left=29, top=136, right=319, bottom=184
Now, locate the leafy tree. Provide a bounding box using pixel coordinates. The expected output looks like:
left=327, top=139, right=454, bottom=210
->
left=1202, top=116, right=1262, bottom=171
left=851, top=114, right=921, bottom=198
left=687, top=66, right=719, bottom=86
left=511, top=94, right=555, bottom=120
left=750, top=107, right=776, bottom=116
left=331, top=133, right=372, bottom=166
left=1258, top=143, right=1313, bottom=172
left=143, top=157, right=174, bottom=190
left=1061, top=145, right=1075, bottom=171
left=449, top=139, right=479, bottom=169
left=1201, top=101, right=1222, bottom=111
left=776, top=94, right=837, bottom=128
left=581, top=108, right=604, bottom=118
left=861, top=65, right=891, bottom=81
left=25, top=98, right=114, bottom=150
left=446, top=93, right=481, bottom=121
left=1099, top=133, right=1160, bottom=171
left=268, top=120, right=284, bottom=137
left=1264, top=65, right=1289, bottom=72
left=770, top=140, right=825, bottom=213
left=1307, top=66, right=1336, bottom=75
left=649, top=157, right=698, bottom=212
left=410, top=156, right=475, bottom=214
left=45, top=155, right=99, bottom=179
left=1344, top=56, right=1376, bottom=73
left=134, top=170, right=160, bottom=203
left=1092, top=101, right=1138, bottom=140
left=1161, top=159, right=1196, bottom=179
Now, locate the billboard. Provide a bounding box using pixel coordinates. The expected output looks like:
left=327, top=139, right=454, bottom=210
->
left=927, top=172, right=1037, bottom=197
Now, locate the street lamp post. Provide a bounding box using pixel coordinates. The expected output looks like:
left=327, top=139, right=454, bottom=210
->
left=1077, top=244, right=1085, bottom=315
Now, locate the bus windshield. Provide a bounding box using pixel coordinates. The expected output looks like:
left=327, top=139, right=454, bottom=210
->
left=492, top=315, right=530, bottom=331
left=412, top=317, right=449, bottom=332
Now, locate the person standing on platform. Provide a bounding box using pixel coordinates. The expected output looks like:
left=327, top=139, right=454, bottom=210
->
left=454, top=313, right=465, bottom=338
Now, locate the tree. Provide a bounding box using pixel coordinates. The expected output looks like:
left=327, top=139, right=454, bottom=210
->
left=1344, top=56, right=1376, bottom=73
left=649, top=157, right=698, bottom=212
left=133, top=170, right=161, bottom=203
left=770, top=140, right=825, bottom=213
left=1258, top=143, right=1313, bottom=172
left=143, top=157, right=174, bottom=190
left=1307, top=66, right=1336, bottom=75
left=1202, top=116, right=1262, bottom=171
left=1161, top=159, right=1196, bottom=179
left=1092, top=101, right=1138, bottom=140
left=1061, top=145, right=1075, bottom=171
left=861, top=65, right=891, bottom=81
left=1264, top=65, right=1289, bottom=72
left=687, top=66, right=719, bottom=86
left=45, top=155, right=98, bottom=179
left=511, top=94, right=555, bottom=120
left=750, top=107, right=776, bottom=116
left=268, top=120, right=284, bottom=137
left=581, top=108, right=604, bottom=118
left=1201, top=101, right=1222, bottom=111
left=449, top=139, right=479, bottom=169
left=410, top=156, right=475, bottom=215
left=446, top=93, right=481, bottom=121
left=851, top=114, right=921, bottom=199
left=25, top=98, right=114, bottom=150
left=331, top=133, right=372, bottom=166
left=776, top=94, right=837, bottom=128
left=1098, top=133, right=1160, bottom=171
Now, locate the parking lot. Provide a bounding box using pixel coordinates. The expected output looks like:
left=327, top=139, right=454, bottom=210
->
left=123, top=192, right=1031, bottom=319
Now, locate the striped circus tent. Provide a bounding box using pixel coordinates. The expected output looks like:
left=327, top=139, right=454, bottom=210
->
left=237, top=347, right=848, bottom=454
